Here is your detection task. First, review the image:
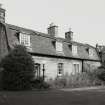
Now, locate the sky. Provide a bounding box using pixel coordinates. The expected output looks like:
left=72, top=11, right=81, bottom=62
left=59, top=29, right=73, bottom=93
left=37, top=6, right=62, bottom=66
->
left=1, top=0, right=105, bottom=46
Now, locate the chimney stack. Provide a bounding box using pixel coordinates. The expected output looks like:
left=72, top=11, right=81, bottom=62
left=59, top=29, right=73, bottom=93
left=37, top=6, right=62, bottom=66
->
left=47, top=23, right=58, bottom=37
left=65, top=28, right=73, bottom=41
left=0, top=4, right=5, bottom=23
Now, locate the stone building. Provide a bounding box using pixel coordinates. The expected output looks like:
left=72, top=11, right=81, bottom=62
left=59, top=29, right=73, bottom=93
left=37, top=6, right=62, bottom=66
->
left=0, top=6, right=101, bottom=80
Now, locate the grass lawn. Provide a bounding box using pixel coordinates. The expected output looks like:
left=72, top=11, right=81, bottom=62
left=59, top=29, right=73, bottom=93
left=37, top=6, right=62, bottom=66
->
left=0, top=88, right=105, bottom=105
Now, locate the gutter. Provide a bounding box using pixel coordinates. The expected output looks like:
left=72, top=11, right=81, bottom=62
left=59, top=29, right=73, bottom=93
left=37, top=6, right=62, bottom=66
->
left=29, top=52, right=101, bottom=62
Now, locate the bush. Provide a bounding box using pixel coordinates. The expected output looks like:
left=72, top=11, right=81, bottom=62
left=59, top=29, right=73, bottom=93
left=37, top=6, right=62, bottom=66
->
left=31, top=77, right=50, bottom=89
left=48, top=71, right=103, bottom=88
left=1, top=45, right=35, bottom=90
left=95, top=66, right=105, bottom=82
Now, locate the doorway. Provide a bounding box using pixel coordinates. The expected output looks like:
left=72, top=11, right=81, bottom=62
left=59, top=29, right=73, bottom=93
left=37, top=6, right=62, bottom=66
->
left=34, top=63, right=41, bottom=78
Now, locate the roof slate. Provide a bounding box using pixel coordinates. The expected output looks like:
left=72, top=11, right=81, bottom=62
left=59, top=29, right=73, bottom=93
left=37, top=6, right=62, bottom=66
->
left=5, top=23, right=100, bottom=61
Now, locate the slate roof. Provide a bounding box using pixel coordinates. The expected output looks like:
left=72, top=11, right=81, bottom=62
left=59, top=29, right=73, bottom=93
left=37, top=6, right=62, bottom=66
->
left=5, top=23, right=100, bottom=61
left=0, top=23, right=9, bottom=62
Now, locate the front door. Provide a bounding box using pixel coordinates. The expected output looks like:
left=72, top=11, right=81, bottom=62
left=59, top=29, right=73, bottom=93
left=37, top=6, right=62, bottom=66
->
left=34, top=63, right=41, bottom=78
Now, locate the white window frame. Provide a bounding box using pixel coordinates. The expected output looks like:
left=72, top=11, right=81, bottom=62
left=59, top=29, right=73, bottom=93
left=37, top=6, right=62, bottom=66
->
left=56, top=42, right=63, bottom=53
left=57, top=63, right=64, bottom=76
left=73, top=63, right=80, bottom=74
left=72, top=45, right=78, bottom=55
left=89, top=48, right=94, bottom=57
left=0, top=12, right=4, bottom=18
left=19, top=33, right=31, bottom=47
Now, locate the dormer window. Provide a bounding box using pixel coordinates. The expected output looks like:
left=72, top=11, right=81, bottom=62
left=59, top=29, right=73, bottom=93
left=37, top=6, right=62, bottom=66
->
left=19, top=33, right=32, bottom=51
left=19, top=33, right=31, bottom=47
left=89, top=48, right=94, bottom=57
left=56, top=42, right=63, bottom=53
left=72, top=45, right=78, bottom=55
left=68, top=44, right=72, bottom=51
left=0, top=5, right=5, bottom=23
left=86, top=47, right=94, bottom=57
left=0, top=12, right=4, bottom=18
left=52, top=40, right=56, bottom=48
left=86, top=48, right=89, bottom=53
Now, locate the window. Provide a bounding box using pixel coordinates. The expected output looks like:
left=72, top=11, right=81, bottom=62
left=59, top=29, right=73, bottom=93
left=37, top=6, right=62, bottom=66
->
left=58, top=63, right=64, bottom=76
left=89, top=48, right=94, bottom=57
left=72, top=45, right=78, bottom=55
left=86, top=48, right=94, bottom=57
left=73, top=64, right=79, bottom=74
left=0, top=18, right=4, bottom=22
left=52, top=40, right=56, bottom=48
left=0, top=12, right=4, bottom=18
left=56, top=42, right=63, bottom=53
left=19, top=33, right=31, bottom=47
left=86, top=48, right=89, bottom=53
left=68, top=44, right=72, bottom=51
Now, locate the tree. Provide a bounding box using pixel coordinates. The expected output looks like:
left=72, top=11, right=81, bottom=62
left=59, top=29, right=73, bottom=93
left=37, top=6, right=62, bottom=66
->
left=96, top=66, right=105, bottom=81
left=1, top=45, right=35, bottom=90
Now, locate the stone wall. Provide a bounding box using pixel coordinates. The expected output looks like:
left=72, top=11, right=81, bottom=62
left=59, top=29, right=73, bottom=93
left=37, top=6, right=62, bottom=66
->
left=83, top=61, right=101, bottom=72
left=32, top=56, right=101, bottom=80
left=32, top=56, right=82, bottom=80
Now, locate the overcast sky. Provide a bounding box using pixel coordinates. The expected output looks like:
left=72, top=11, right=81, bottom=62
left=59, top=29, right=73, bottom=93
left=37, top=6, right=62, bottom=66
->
left=1, top=0, right=105, bottom=46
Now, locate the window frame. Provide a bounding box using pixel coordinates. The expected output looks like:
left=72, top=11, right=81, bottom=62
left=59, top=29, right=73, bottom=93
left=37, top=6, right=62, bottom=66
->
left=89, top=48, right=94, bottom=57
left=86, top=47, right=94, bottom=57
left=34, top=63, right=41, bottom=79
left=0, top=12, right=4, bottom=18
left=56, top=41, right=63, bottom=53
left=57, top=63, right=64, bottom=76
left=68, top=44, right=72, bottom=51
left=73, top=63, right=80, bottom=74
left=72, top=45, right=78, bottom=55
left=19, top=32, right=31, bottom=47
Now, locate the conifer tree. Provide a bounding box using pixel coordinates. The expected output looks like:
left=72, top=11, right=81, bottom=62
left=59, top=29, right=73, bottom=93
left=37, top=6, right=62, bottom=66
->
left=1, top=45, right=35, bottom=90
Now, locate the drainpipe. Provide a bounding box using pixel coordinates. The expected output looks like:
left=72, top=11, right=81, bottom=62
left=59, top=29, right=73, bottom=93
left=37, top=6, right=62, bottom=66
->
left=82, top=60, right=84, bottom=72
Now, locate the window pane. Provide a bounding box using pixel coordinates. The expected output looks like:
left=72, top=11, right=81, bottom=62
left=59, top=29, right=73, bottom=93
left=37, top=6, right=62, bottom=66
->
left=19, top=33, right=31, bottom=47
left=73, top=64, right=79, bottom=74
left=89, top=48, right=93, bottom=57
left=0, top=12, right=4, bottom=17
left=58, top=63, right=63, bottom=76
left=56, top=42, right=63, bottom=52
left=72, top=45, right=77, bottom=55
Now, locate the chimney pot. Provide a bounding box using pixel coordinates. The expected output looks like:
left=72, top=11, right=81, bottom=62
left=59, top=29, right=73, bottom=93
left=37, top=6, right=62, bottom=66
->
left=65, top=28, right=73, bottom=41
left=0, top=4, right=5, bottom=23
left=0, top=4, right=2, bottom=8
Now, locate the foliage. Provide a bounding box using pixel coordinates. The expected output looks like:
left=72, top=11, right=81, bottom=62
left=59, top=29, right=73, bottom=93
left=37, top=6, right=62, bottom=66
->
left=1, top=45, right=35, bottom=90
left=48, top=71, right=103, bottom=88
left=95, top=66, right=105, bottom=82
left=31, top=77, right=50, bottom=89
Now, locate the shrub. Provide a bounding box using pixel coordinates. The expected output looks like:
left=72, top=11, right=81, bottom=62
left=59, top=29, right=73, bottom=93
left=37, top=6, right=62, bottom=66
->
left=95, top=66, right=105, bottom=82
left=48, top=71, right=103, bottom=88
left=31, top=77, right=50, bottom=89
left=1, top=45, right=35, bottom=90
